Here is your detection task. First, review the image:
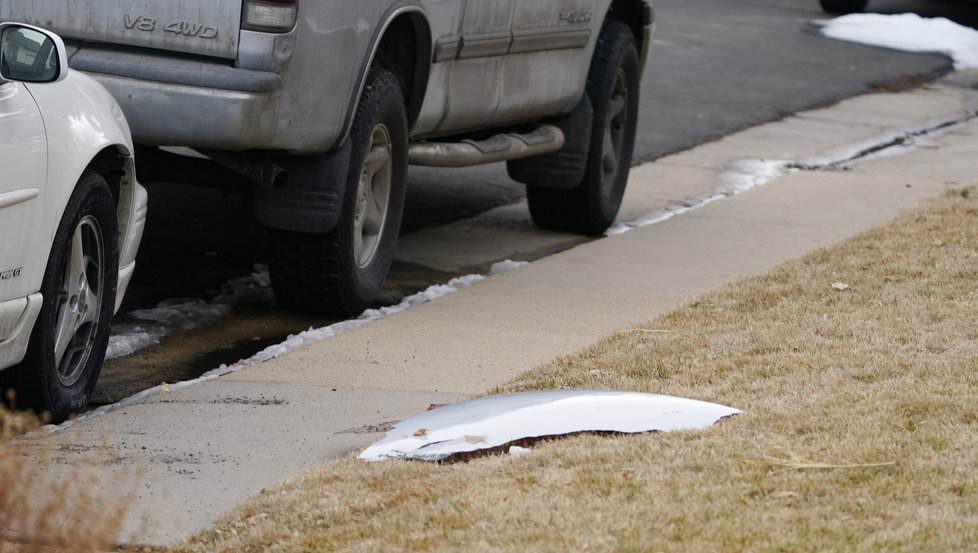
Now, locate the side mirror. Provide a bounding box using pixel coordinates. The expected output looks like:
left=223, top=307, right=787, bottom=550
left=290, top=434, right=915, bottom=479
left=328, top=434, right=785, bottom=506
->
left=0, top=23, right=69, bottom=84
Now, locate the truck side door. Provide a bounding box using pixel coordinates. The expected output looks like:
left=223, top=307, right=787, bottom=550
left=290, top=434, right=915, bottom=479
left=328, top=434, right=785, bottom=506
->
left=490, top=0, right=601, bottom=126
left=434, top=0, right=514, bottom=133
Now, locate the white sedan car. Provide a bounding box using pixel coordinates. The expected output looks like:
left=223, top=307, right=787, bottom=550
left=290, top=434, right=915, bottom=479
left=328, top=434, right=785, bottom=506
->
left=0, top=23, right=147, bottom=422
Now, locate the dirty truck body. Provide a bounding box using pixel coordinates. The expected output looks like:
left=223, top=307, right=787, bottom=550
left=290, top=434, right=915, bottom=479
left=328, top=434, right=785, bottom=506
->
left=3, top=0, right=655, bottom=315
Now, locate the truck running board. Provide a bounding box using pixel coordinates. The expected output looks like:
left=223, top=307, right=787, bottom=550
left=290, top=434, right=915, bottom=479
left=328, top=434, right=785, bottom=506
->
left=408, top=125, right=565, bottom=168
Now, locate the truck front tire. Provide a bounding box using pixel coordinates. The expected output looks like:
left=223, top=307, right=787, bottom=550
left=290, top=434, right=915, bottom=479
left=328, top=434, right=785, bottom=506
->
left=525, top=19, right=640, bottom=236
left=268, top=68, right=408, bottom=316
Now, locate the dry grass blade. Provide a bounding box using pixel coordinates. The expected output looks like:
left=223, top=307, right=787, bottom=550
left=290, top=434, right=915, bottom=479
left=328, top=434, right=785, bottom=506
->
left=757, top=449, right=897, bottom=472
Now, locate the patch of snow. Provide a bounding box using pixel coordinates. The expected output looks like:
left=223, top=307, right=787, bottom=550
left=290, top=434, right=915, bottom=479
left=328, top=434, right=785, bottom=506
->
left=720, top=159, right=795, bottom=194
left=359, top=390, right=741, bottom=462
left=819, top=13, right=978, bottom=70
left=605, top=201, right=701, bottom=236
left=488, top=259, right=528, bottom=274
left=211, top=267, right=275, bottom=306
left=208, top=258, right=525, bottom=372
left=608, top=112, right=976, bottom=237
left=209, top=272, right=491, bottom=373
left=56, top=260, right=525, bottom=430
left=106, top=265, right=273, bottom=359
left=508, top=445, right=532, bottom=457
left=106, top=301, right=232, bottom=359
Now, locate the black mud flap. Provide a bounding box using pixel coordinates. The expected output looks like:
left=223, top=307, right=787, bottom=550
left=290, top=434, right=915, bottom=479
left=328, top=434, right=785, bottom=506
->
left=254, top=143, right=352, bottom=234
left=506, top=95, right=594, bottom=190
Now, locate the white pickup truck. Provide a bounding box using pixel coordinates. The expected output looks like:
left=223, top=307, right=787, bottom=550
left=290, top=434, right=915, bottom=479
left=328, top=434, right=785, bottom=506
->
left=2, top=1, right=655, bottom=315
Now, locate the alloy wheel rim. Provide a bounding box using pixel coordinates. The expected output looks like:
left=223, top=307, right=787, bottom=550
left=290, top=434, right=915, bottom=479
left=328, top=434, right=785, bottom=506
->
left=55, top=215, right=105, bottom=387
left=601, top=68, right=629, bottom=188
left=353, top=123, right=393, bottom=269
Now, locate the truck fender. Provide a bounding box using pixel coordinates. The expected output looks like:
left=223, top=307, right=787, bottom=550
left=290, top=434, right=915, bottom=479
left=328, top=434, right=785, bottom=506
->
left=337, top=2, right=432, bottom=148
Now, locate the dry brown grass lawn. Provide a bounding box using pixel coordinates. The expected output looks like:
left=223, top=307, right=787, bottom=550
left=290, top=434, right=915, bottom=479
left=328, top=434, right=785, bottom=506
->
left=174, top=188, right=978, bottom=552
left=0, top=404, right=133, bottom=551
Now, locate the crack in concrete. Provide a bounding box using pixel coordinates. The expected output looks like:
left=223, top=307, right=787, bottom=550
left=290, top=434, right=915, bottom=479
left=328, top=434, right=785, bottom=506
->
left=608, top=104, right=978, bottom=237
left=790, top=110, right=978, bottom=171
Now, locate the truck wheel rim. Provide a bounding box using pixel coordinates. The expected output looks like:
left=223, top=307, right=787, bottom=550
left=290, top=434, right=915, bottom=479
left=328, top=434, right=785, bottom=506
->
left=601, top=68, right=629, bottom=187
left=55, top=215, right=105, bottom=387
left=354, top=123, right=393, bottom=269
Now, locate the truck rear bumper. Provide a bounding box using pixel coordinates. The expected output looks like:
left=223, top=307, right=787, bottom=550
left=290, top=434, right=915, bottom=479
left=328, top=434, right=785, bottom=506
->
left=89, top=73, right=281, bottom=150
left=68, top=48, right=284, bottom=150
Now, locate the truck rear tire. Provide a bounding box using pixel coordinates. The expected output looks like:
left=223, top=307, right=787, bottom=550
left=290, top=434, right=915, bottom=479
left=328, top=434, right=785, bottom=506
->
left=268, top=68, right=408, bottom=316
left=525, top=19, right=640, bottom=236
left=819, top=0, right=868, bottom=13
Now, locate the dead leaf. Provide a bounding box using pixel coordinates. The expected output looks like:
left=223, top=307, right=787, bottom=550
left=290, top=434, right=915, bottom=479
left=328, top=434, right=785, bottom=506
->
left=412, top=428, right=428, bottom=437
left=161, top=382, right=170, bottom=394
left=464, top=435, right=486, bottom=444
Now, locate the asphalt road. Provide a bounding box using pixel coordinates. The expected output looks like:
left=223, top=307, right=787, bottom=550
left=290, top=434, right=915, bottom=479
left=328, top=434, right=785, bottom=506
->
left=100, top=0, right=969, bottom=404
left=400, top=0, right=961, bottom=230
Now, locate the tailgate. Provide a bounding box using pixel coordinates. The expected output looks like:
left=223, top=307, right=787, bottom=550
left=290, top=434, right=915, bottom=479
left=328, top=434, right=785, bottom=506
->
left=0, top=1, right=243, bottom=60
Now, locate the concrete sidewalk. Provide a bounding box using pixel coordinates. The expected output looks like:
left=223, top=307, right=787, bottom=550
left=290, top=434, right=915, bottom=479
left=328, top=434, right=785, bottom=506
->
left=35, top=74, right=978, bottom=546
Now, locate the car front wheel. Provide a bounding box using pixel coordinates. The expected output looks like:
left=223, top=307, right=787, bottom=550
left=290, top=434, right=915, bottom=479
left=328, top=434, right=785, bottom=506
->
left=2, top=171, right=119, bottom=423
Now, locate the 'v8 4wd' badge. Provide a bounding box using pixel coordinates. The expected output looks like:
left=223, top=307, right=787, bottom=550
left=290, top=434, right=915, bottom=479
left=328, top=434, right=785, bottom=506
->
left=124, top=15, right=219, bottom=39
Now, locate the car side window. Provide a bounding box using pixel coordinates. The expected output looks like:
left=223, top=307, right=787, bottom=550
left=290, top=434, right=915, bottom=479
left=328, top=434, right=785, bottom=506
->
left=1, top=27, right=59, bottom=82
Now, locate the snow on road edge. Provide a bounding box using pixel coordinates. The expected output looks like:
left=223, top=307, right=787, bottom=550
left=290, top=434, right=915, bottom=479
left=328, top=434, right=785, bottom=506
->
left=54, top=261, right=526, bottom=430
left=73, top=96, right=978, bottom=430
left=818, top=13, right=978, bottom=70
